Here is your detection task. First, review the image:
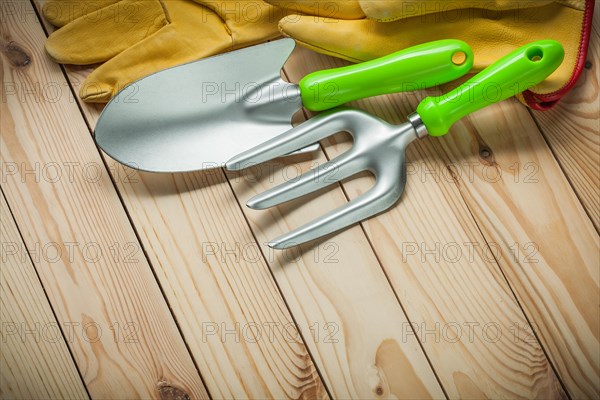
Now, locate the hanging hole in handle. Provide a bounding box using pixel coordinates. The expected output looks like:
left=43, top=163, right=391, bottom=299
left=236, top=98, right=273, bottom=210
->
left=451, top=51, right=467, bottom=66
left=526, top=46, right=544, bottom=62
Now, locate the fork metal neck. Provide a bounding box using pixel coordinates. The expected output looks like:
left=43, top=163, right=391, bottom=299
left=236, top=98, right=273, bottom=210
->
left=408, top=112, right=429, bottom=139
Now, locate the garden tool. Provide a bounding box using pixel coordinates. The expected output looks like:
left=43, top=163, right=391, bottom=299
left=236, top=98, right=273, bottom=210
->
left=226, top=40, right=565, bottom=249
left=94, top=39, right=473, bottom=172
left=269, top=0, right=593, bottom=109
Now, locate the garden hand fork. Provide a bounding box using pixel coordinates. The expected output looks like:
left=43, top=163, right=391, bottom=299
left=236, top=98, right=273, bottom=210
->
left=227, top=40, right=564, bottom=249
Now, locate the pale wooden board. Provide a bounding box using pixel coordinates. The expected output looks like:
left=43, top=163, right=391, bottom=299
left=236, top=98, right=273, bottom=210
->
left=284, top=49, right=567, bottom=399
left=531, top=16, right=600, bottom=231
left=288, top=47, right=600, bottom=396
left=56, top=156, right=329, bottom=398
left=53, top=40, right=446, bottom=400
left=226, top=152, right=445, bottom=399
left=30, top=2, right=461, bottom=397
left=31, top=1, right=330, bottom=398
left=0, top=191, right=89, bottom=400
left=438, top=98, right=600, bottom=399
left=1, top=4, right=209, bottom=399
left=433, top=38, right=600, bottom=397
left=23, top=1, right=596, bottom=393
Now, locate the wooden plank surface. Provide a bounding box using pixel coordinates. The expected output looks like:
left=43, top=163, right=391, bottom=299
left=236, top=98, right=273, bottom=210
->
left=1, top=3, right=209, bottom=398
left=1, top=190, right=89, bottom=400
left=32, top=1, right=331, bottom=397
left=32, top=3, right=456, bottom=398
left=435, top=99, right=599, bottom=399
left=284, top=50, right=567, bottom=399
left=286, top=45, right=600, bottom=397
left=4, top=0, right=598, bottom=398
left=55, top=143, right=330, bottom=397
left=103, top=168, right=329, bottom=399
left=226, top=152, right=446, bottom=399
left=61, top=50, right=446, bottom=400
left=530, top=16, right=600, bottom=231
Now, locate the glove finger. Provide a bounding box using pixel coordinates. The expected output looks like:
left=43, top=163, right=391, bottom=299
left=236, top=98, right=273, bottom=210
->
left=280, top=3, right=583, bottom=95
left=45, top=0, right=168, bottom=65
left=80, top=3, right=232, bottom=102
left=265, top=0, right=365, bottom=19
left=359, top=0, right=555, bottom=21
left=42, top=0, right=121, bottom=27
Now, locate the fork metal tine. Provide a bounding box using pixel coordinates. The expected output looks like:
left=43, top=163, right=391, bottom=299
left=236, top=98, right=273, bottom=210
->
left=226, top=108, right=365, bottom=170
left=225, top=106, right=418, bottom=249
left=247, top=151, right=362, bottom=209
left=267, top=180, right=404, bottom=249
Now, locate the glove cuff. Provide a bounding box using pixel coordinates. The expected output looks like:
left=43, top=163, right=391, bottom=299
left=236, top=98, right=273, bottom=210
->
left=523, top=0, right=595, bottom=110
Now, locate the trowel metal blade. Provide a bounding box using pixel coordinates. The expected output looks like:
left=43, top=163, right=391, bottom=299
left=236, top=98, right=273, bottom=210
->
left=94, top=39, right=317, bottom=173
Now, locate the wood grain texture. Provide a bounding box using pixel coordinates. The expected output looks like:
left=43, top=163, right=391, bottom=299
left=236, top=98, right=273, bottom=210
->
left=59, top=52, right=444, bottom=400
left=32, top=1, right=330, bottom=397
left=101, top=167, right=328, bottom=399
left=438, top=98, right=600, bottom=399
left=0, top=4, right=209, bottom=399
left=284, top=48, right=567, bottom=399
left=108, top=168, right=328, bottom=399
left=0, top=191, right=89, bottom=400
left=32, top=3, right=454, bottom=397
left=225, top=151, right=445, bottom=399
left=60, top=143, right=329, bottom=398
left=531, top=16, right=600, bottom=231
left=22, top=1, right=598, bottom=398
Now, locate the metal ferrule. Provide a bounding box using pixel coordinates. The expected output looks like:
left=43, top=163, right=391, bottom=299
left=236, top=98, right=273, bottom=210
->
left=407, top=113, right=429, bottom=139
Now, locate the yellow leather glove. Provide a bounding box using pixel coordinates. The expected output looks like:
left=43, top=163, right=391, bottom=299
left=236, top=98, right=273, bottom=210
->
left=43, top=0, right=285, bottom=102
left=269, top=0, right=594, bottom=109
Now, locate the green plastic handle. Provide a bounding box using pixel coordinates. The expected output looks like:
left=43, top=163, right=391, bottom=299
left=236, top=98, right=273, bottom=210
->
left=417, top=40, right=565, bottom=136
left=299, top=39, right=473, bottom=112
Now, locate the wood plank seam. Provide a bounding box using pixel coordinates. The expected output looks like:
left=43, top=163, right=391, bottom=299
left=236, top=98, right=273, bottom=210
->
left=31, top=2, right=334, bottom=396
left=527, top=107, right=599, bottom=235
left=439, top=172, right=572, bottom=397
left=221, top=169, right=335, bottom=400
left=2, top=3, right=212, bottom=396
left=27, top=4, right=216, bottom=396
left=279, top=67, right=452, bottom=399
left=1, top=187, right=91, bottom=399
left=527, top=18, right=599, bottom=232
left=282, top=49, right=563, bottom=396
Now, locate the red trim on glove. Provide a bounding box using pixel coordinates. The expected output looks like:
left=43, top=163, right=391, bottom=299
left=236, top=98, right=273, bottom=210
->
left=524, top=0, right=595, bottom=110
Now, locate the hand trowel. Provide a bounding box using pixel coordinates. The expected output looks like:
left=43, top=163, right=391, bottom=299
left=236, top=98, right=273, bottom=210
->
left=94, top=38, right=473, bottom=173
